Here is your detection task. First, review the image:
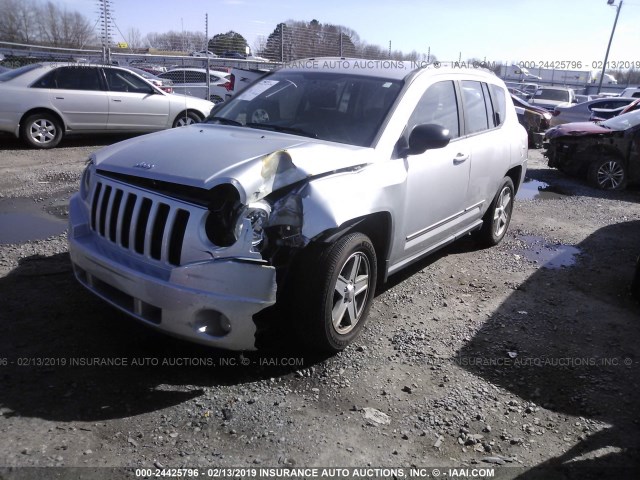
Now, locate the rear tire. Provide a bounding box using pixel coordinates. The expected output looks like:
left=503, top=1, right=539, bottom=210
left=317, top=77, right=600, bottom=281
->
left=476, top=176, right=514, bottom=247
left=20, top=112, right=63, bottom=149
left=294, top=233, right=377, bottom=352
left=172, top=111, right=201, bottom=128
left=588, top=155, right=627, bottom=191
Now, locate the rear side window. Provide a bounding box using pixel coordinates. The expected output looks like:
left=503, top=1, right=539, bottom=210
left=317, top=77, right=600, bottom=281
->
left=162, top=70, right=206, bottom=83
left=1, top=63, right=43, bottom=82
left=49, top=66, right=102, bottom=91
left=461, top=80, right=489, bottom=134
left=159, top=71, right=181, bottom=83
left=408, top=80, right=460, bottom=139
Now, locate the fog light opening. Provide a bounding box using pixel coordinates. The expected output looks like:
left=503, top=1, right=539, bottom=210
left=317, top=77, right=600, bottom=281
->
left=194, top=310, right=232, bottom=337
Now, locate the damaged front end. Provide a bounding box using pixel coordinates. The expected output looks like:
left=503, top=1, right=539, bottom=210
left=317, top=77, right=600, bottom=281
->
left=68, top=149, right=316, bottom=351
left=543, top=124, right=619, bottom=175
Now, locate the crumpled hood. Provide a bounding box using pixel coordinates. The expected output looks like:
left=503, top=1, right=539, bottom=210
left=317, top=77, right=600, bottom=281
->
left=545, top=121, right=613, bottom=140
left=93, top=124, right=370, bottom=202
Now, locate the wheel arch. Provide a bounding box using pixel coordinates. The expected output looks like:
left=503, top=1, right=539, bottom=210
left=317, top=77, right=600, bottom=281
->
left=580, top=145, right=627, bottom=173
left=173, top=109, right=204, bottom=125
left=19, top=108, right=66, bottom=136
left=314, top=211, right=393, bottom=286
left=505, top=165, right=523, bottom=194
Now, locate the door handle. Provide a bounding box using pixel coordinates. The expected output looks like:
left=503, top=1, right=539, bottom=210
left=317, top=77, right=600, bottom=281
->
left=453, top=153, right=469, bottom=164
left=112, top=99, right=122, bottom=102
left=55, top=97, right=64, bottom=100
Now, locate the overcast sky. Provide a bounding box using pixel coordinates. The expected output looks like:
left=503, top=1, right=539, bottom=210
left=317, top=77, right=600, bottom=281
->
left=61, top=0, right=639, bottom=67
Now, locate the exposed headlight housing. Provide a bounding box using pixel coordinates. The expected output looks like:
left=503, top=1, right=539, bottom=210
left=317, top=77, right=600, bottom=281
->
left=80, top=157, right=94, bottom=200
left=235, top=201, right=271, bottom=251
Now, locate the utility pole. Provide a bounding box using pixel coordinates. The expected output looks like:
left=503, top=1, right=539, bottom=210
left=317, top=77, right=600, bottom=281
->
left=97, top=0, right=114, bottom=63
left=597, top=0, right=623, bottom=94
left=205, top=13, right=210, bottom=102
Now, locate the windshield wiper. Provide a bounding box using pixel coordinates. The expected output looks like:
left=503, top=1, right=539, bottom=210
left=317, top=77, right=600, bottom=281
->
left=246, top=123, right=318, bottom=139
left=207, top=116, right=243, bottom=126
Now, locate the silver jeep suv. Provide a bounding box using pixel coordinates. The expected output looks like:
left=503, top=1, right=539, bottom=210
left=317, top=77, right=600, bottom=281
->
left=69, top=58, right=528, bottom=351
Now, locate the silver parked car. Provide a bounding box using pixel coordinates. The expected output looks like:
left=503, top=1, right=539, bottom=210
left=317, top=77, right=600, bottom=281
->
left=0, top=63, right=214, bottom=149
left=68, top=59, right=528, bottom=352
left=550, top=97, right=635, bottom=127
left=529, top=86, right=576, bottom=111
left=158, top=68, right=230, bottom=103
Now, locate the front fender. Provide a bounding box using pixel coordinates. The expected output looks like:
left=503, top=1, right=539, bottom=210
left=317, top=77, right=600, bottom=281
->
left=300, top=161, right=406, bottom=241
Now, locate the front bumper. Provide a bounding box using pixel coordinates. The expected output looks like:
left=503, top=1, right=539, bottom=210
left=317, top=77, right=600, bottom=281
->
left=68, top=193, right=277, bottom=351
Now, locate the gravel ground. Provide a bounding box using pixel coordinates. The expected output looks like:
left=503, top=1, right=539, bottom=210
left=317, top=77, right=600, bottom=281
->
left=0, top=135, right=639, bottom=480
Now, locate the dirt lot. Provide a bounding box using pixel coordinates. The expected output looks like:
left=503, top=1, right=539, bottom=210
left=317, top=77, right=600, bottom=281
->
left=0, top=135, right=639, bottom=480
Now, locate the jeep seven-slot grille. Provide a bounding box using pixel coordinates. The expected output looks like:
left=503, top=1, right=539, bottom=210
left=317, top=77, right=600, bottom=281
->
left=90, top=180, right=190, bottom=266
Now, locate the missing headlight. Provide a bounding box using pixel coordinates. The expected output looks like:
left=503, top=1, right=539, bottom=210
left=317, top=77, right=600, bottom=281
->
left=204, top=184, right=241, bottom=247
left=80, top=159, right=93, bottom=200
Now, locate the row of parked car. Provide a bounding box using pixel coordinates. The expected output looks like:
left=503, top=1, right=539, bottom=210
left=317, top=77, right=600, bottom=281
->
left=0, top=62, right=269, bottom=148
left=507, top=81, right=640, bottom=191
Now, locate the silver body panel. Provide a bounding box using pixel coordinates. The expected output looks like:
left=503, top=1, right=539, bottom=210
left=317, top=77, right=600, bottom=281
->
left=68, top=60, right=528, bottom=350
left=0, top=63, right=214, bottom=138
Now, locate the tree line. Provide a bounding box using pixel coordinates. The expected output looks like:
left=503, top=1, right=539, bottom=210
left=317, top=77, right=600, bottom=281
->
left=0, top=0, right=434, bottom=62
left=2, top=0, right=639, bottom=85
left=0, top=0, right=94, bottom=48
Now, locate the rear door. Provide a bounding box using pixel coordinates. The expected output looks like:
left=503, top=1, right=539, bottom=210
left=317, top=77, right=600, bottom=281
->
left=104, top=68, right=170, bottom=130
left=463, top=81, right=510, bottom=212
left=47, top=66, right=108, bottom=130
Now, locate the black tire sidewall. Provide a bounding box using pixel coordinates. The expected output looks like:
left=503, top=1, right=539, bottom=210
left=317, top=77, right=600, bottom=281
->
left=21, top=113, right=62, bottom=149
left=478, top=176, right=515, bottom=247
left=299, top=233, right=378, bottom=351
left=172, top=112, right=201, bottom=128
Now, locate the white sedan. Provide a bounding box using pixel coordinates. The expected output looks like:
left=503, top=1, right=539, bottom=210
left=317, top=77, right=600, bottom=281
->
left=0, top=63, right=214, bottom=148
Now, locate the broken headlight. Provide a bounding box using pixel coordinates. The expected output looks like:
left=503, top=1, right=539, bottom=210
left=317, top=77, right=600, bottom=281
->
left=235, top=200, right=272, bottom=250
left=80, top=157, right=94, bottom=200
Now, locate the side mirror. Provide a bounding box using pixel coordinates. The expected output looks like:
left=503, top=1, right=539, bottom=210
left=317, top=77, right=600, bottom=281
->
left=404, top=123, right=451, bottom=156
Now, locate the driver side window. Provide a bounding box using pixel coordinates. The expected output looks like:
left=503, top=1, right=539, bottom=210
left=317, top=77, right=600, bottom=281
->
left=407, top=81, right=460, bottom=139
left=104, top=69, right=153, bottom=94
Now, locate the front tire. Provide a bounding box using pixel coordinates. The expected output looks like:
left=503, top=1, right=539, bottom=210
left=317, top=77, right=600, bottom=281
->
left=476, top=176, right=515, bottom=247
left=588, top=155, right=627, bottom=191
left=296, top=233, right=377, bottom=352
left=20, top=113, right=63, bottom=149
left=172, top=111, right=201, bottom=128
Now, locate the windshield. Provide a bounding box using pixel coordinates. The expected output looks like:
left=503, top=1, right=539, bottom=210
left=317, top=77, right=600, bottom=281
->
left=0, top=63, right=42, bottom=82
left=535, top=89, right=571, bottom=101
left=602, top=109, right=640, bottom=130
left=207, top=71, right=403, bottom=147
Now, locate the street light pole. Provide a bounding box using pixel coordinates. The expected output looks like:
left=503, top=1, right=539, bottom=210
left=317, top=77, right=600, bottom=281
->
left=597, top=0, right=623, bottom=94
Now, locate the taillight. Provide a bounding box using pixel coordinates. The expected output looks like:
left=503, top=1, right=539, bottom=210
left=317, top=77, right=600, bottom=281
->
left=225, top=74, right=235, bottom=92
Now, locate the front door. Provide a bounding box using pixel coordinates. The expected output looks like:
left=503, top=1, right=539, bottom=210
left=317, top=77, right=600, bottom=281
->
left=104, top=68, right=169, bottom=130
left=402, top=80, right=471, bottom=258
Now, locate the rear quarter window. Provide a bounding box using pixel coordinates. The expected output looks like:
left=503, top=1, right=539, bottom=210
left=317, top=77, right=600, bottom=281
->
left=489, top=84, right=507, bottom=127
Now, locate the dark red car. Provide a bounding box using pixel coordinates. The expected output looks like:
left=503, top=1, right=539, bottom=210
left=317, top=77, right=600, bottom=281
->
left=544, top=109, right=640, bottom=190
